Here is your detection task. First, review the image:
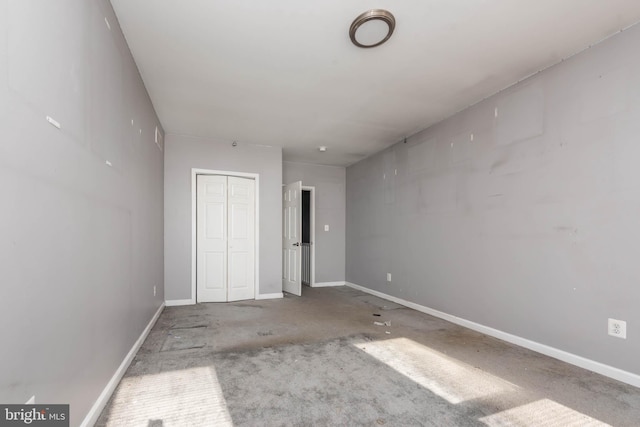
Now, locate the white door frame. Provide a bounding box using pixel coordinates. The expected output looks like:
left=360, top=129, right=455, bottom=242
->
left=302, top=186, right=316, bottom=286
left=192, top=168, right=260, bottom=303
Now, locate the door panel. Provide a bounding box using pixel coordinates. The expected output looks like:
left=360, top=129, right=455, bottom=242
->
left=197, top=175, right=228, bottom=302
left=230, top=252, right=248, bottom=287
left=289, top=249, right=297, bottom=282
left=227, top=176, right=255, bottom=301
left=282, top=181, right=302, bottom=296
left=205, top=202, right=225, bottom=239
left=230, top=204, right=248, bottom=239
left=206, top=181, right=225, bottom=196
left=204, top=252, right=225, bottom=290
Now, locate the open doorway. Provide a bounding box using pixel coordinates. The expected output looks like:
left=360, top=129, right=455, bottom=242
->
left=301, top=187, right=315, bottom=287
left=282, top=182, right=315, bottom=296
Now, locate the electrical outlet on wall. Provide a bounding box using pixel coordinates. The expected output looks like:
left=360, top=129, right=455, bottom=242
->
left=386, top=273, right=392, bottom=282
left=153, top=285, right=157, bottom=297
left=608, top=318, right=627, bottom=339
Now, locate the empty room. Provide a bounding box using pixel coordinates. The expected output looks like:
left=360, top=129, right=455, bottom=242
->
left=2, top=1, right=640, bottom=426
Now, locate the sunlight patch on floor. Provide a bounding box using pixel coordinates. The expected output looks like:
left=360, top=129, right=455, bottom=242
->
left=353, top=337, right=519, bottom=404
left=103, top=366, right=232, bottom=426
left=354, top=337, right=609, bottom=425
left=479, top=398, right=610, bottom=426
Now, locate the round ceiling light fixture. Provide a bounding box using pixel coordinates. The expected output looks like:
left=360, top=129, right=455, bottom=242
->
left=349, top=9, right=395, bottom=48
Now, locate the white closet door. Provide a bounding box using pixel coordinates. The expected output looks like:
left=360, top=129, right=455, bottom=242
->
left=197, top=175, right=228, bottom=302
left=227, top=177, right=255, bottom=301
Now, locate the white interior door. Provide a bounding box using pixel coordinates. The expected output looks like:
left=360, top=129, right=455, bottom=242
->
left=197, top=175, right=256, bottom=302
left=282, top=181, right=302, bottom=296
left=227, top=177, right=255, bottom=301
left=197, top=175, right=228, bottom=302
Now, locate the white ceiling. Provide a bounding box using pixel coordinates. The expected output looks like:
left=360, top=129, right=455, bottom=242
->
left=110, top=1, right=640, bottom=167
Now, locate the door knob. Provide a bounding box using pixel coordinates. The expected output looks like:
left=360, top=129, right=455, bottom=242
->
left=293, top=242, right=300, bottom=246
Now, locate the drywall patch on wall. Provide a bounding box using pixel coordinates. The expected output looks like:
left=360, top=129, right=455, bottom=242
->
left=408, top=137, right=436, bottom=176
left=581, top=66, right=630, bottom=122
left=0, top=1, right=8, bottom=117
left=383, top=150, right=396, bottom=204
left=417, top=173, right=456, bottom=214
left=88, top=3, right=126, bottom=170
left=7, top=1, right=87, bottom=145
left=496, top=82, right=545, bottom=146
left=451, top=130, right=474, bottom=163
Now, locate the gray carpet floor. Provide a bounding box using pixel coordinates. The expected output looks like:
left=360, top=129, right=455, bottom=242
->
left=96, top=286, right=640, bottom=426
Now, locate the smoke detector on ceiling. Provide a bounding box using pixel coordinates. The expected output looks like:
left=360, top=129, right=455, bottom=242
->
left=349, top=9, right=396, bottom=48
left=318, top=146, right=327, bottom=152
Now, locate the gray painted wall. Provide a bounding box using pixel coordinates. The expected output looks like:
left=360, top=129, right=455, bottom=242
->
left=164, top=135, right=282, bottom=300
left=283, top=162, right=346, bottom=283
left=0, top=1, right=164, bottom=425
left=347, top=24, right=640, bottom=375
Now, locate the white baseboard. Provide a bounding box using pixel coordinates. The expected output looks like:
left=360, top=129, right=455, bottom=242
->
left=345, top=282, right=640, bottom=389
left=80, top=303, right=165, bottom=427
left=311, top=281, right=346, bottom=288
left=168, top=294, right=283, bottom=303
left=256, top=292, right=284, bottom=300
left=165, top=299, right=195, bottom=306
